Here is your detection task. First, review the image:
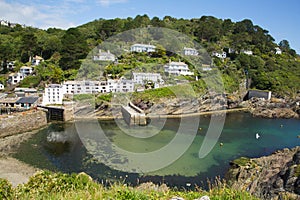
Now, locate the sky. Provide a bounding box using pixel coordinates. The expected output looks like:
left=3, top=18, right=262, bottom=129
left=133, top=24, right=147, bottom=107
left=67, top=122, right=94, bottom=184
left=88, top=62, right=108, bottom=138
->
left=1, top=0, right=300, bottom=53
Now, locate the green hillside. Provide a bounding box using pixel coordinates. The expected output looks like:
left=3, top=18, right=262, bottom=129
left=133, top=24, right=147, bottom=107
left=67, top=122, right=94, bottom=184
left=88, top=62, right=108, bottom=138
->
left=0, top=15, right=299, bottom=97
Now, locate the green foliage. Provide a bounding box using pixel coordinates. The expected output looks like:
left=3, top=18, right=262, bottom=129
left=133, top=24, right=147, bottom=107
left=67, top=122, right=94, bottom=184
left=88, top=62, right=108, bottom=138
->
left=97, top=93, right=113, bottom=102
left=0, top=178, right=13, bottom=200
left=0, top=16, right=299, bottom=96
left=0, top=171, right=259, bottom=199
left=73, top=94, right=95, bottom=102
left=232, top=157, right=251, bottom=166
left=59, top=28, right=88, bottom=70
left=18, top=75, right=41, bottom=88
left=15, top=171, right=98, bottom=198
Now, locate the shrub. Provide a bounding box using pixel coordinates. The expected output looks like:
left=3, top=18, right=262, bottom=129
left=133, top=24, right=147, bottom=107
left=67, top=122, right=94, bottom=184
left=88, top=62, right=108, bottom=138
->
left=0, top=178, right=13, bottom=199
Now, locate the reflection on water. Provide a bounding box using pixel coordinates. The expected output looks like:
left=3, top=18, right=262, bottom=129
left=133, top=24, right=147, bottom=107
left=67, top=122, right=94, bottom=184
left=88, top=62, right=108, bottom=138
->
left=13, top=112, right=300, bottom=188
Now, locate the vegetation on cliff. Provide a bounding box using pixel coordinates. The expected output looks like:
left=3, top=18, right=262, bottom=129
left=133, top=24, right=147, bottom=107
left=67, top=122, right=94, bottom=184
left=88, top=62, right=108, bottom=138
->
left=0, top=15, right=300, bottom=97
left=0, top=170, right=259, bottom=200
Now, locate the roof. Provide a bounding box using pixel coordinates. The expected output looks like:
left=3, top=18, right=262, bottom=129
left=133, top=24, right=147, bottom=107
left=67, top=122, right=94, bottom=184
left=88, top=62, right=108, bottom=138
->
left=20, top=66, right=33, bottom=69
left=131, top=43, right=156, bottom=48
left=16, top=97, right=39, bottom=104
left=47, top=84, right=62, bottom=88
left=15, top=88, right=37, bottom=92
left=33, top=55, right=43, bottom=60
left=168, top=61, right=187, bottom=66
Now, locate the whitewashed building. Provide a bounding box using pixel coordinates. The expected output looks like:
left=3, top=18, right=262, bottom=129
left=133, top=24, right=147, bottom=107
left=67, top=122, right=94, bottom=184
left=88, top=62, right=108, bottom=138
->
left=32, top=55, right=44, bottom=66
left=275, top=47, right=282, bottom=55
left=164, top=61, right=194, bottom=76
left=43, top=84, right=64, bottom=105
left=63, top=80, right=101, bottom=94
left=240, top=50, right=253, bottom=55
left=93, top=50, right=116, bottom=61
left=20, top=66, right=33, bottom=76
left=212, top=51, right=227, bottom=59
left=132, top=72, right=164, bottom=85
left=8, top=72, right=24, bottom=84
left=106, top=79, right=135, bottom=93
left=183, top=47, right=198, bottom=56
left=130, top=44, right=156, bottom=53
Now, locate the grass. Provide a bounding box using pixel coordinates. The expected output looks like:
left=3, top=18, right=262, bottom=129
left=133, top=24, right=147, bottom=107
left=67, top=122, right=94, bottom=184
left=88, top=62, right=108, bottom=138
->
left=0, top=170, right=260, bottom=200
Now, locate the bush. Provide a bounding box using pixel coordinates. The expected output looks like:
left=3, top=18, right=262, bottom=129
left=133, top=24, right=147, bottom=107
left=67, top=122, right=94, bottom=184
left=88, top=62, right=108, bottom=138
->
left=0, top=178, right=13, bottom=199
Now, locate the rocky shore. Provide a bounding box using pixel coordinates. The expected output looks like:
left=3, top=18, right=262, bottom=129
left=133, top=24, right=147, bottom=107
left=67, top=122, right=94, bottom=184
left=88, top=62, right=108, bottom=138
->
left=225, top=146, right=300, bottom=199
left=90, top=92, right=300, bottom=119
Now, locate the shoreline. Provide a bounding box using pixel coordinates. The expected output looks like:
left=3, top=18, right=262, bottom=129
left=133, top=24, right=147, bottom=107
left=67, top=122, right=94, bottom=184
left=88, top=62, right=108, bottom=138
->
left=75, top=107, right=249, bottom=121
left=0, top=129, right=43, bottom=187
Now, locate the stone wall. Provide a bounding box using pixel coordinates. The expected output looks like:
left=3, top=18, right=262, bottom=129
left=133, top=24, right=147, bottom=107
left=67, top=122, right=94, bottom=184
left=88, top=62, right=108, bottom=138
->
left=0, top=110, right=47, bottom=138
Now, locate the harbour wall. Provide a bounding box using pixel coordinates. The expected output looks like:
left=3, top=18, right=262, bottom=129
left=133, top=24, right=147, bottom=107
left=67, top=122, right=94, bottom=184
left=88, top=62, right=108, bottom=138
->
left=0, top=110, right=47, bottom=138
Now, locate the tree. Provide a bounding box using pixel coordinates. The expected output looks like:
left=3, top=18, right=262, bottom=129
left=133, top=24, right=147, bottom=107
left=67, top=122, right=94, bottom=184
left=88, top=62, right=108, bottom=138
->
left=59, top=28, right=88, bottom=70
left=20, top=31, right=37, bottom=63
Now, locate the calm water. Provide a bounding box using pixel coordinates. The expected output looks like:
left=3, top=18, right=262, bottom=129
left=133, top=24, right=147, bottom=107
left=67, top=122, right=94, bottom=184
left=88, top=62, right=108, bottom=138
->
left=13, top=112, right=300, bottom=188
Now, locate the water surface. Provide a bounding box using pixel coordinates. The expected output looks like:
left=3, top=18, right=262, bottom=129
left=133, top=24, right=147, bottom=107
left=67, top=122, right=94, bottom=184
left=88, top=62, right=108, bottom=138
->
left=13, top=112, right=300, bottom=188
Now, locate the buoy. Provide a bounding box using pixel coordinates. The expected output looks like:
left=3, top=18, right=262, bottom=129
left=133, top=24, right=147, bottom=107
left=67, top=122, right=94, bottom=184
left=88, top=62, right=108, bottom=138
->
left=280, top=124, right=283, bottom=128
left=256, top=133, right=260, bottom=139
left=220, top=142, right=223, bottom=147
left=199, top=127, right=202, bottom=131
left=255, top=133, right=260, bottom=139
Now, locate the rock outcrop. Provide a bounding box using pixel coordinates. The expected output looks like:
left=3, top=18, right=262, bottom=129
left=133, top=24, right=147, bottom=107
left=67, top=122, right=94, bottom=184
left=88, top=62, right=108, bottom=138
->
left=247, top=97, right=299, bottom=119
left=225, top=147, right=300, bottom=199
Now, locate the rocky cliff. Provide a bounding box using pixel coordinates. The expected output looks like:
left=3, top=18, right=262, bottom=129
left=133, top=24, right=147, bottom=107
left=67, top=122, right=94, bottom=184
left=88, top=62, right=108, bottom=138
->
left=225, top=147, right=300, bottom=200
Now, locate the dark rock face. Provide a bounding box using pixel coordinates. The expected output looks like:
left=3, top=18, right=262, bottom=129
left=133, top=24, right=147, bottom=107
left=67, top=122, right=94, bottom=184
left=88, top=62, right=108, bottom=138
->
left=225, top=147, right=300, bottom=199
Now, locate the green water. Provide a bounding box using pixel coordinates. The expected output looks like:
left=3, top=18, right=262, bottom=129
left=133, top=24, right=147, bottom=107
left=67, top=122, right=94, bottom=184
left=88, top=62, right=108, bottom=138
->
left=13, top=112, right=300, bottom=187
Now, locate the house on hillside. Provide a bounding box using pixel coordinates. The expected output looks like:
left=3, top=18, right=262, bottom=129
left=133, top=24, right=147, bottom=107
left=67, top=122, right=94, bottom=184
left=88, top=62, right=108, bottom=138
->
left=93, top=50, right=116, bottom=62
left=164, top=61, right=194, bottom=76
left=20, top=66, right=33, bottom=76
left=130, top=44, right=156, bottom=53
left=7, top=61, right=15, bottom=70
left=212, top=51, right=227, bottom=59
left=183, top=47, right=199, bottom=56
left=31, top=55, right=44, bottom=66
left=275, top=47, right=282, bottom=55
left=240, top=50, right=253, bottom=55
left=132, top=72, right=164, bottom=86
left=8, top=72, right=24, bottom=85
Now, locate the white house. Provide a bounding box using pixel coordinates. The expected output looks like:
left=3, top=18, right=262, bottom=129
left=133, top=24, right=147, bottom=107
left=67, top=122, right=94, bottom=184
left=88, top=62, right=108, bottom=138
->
left=132, top=72, right=164, bottom=85
left=212, top=51, right=227, bottom=59
left=106, top=79, right=135, bottom=93
left=130, top=44, right=156, bottom=53
left=43, top=84, right=64, bottom=105
left=7, top=61, right=15, bottom=70
left=31, top=55, right=44, bottom=66
left=0, top=83, right=4, bottom=90
left=240, top=50, right=253, bottom=55
left=275, top=47, right=282, bottom=55
left=63, top=80, right=101, bottom=94
left=183, top=47, right=199, bottom=56
left=93, top=50, right=116, bottom=62
left=8, top=72, right=24, bottom=84
left=164, top=61, right=194, bottom=76
left=20, top=66, right=33, bottom=76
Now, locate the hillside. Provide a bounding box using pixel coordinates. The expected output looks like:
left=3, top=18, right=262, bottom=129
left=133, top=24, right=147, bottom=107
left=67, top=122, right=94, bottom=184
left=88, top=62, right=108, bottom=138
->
left=0, top=15, right=300, bottom=97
